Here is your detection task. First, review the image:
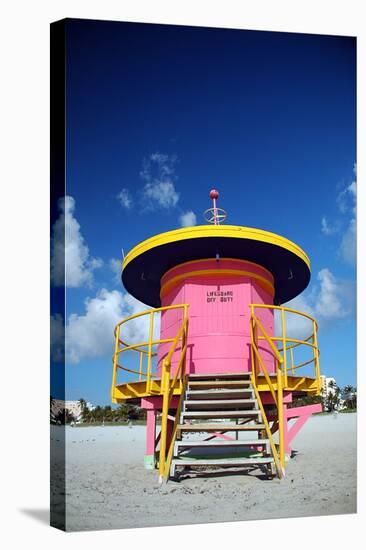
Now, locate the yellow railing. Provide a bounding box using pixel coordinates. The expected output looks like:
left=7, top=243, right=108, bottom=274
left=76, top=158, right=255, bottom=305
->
left=112, top=302, right=319, bottom=481
left=250, top=313, right=285, bottom=475
left=249, top=304, right=321, bottom=476
left=159, top=313, right=189, bottom=482
left=111, top=304, right=189, bottom=401
left=250, top=304, right=321, bottom=393
left=250, top=373, right=283, bottom=478
left=111, top=304, right=189, bottom=483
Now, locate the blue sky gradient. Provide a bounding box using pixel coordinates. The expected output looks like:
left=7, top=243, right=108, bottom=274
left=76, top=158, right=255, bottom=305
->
left=51, top=19, right=356, bottom=404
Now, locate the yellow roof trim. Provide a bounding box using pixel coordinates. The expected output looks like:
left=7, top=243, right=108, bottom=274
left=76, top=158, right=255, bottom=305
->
left=122, top=225, right=310, bottom=272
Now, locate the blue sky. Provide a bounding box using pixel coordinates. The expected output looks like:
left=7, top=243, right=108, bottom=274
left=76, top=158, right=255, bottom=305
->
left=51, top=19, right=356, bottom=404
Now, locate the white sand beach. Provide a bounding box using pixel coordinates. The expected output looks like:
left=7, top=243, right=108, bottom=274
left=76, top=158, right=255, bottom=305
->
left=51, top=413, right=356, bottom=531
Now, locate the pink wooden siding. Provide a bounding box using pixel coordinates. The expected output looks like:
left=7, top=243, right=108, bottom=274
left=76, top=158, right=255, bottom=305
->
left=157, top=259, right=276, bottom=375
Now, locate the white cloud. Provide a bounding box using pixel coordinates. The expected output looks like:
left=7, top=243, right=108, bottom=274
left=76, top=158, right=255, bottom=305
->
left=275, top=294, right=315, bottom=341
left=280, top=268, right=354, bottom=340
left=140, top=153, right=179, bottom=209
left=348, top=180, right=356, bottom=200
left=51, top=196, right=103, bottom=288
left=337, top=179, right=356, bottom=214
left=65, top=289, right=160, bottom=364
left=144, top=181, right=179, bottom=208
left=338, top=178, right=356, bottom=266
left=314, top=268, right=349, bottom=320
left=109, top=258, right=122, bottom=285
left=179, top=210, right=197, bottom=227
left=117, top=188, right=133, bottom=209
left=321, top=167, right=356, bottom=267
left=340, top=218, right=356, bottom=266
left=321, top=216, right=339, bottom=236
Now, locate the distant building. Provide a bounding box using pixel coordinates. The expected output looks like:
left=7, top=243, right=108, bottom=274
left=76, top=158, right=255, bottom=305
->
left=320, top=376, right=337, bottom=397
left=320, top=376, right=346, bottom=411
left=51, top=399, right=95, bottom=421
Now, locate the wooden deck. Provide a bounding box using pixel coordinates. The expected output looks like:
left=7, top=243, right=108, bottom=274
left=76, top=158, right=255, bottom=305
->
left=112, top=374, right=319, bottom=403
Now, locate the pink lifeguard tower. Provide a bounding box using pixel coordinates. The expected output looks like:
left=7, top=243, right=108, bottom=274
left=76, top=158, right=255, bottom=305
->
left=111, top=190, right=322, bottom=481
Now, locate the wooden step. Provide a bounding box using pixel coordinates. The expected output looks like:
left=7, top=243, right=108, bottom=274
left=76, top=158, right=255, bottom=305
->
left=182, top=410, right=261, bottom=419
left=175, top=439, right=269, bottom=448
left=186, top=389, right=254, bottom=399
left=188, top=372, right=251, bottom=380
left=170, top=455, right=274, bottom=477
left=178, top=423, right=265, bottom=432
left=172, top=456, right=274, bottom=467
left=185, top=399, right=257, bottom=410
left=188, top=380, right=252, bottom=388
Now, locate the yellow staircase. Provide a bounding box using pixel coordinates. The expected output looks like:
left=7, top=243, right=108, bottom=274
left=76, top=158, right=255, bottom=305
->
left=170, top=372, right=281, bottom=479
left=111, top=303, right=321, bottom=483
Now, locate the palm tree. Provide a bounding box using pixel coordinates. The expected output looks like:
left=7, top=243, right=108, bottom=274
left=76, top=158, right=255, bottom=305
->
left=93, top=405, right=103, bottom=422
left=53, top=408, right=75, bottom=425
left=342, top=385, right=357, bottom=409
left=78, top=398, right=87, bottom=410
left=78, top=398, right=88, bottom=422
left=50, top=395, right=56, bottom=423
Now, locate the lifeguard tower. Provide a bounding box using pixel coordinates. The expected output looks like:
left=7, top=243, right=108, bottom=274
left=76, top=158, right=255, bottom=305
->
left=111, top=190, right=322, bottom=482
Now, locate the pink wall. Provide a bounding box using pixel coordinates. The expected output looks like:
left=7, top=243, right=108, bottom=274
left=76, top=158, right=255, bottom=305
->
left=158, top=259, right=275, bottom=376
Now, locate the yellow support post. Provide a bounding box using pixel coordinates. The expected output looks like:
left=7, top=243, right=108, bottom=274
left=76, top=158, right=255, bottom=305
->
left=276, top=361, right=285, bottom=472
left=181, top=308, right=188, bottom=390
left=312, top=320, right=321, bottom=393
left=163, top=376, right=187, bottom=481
left=290, top=347, right=295, bottom=375
left=138, top=351, right=143, bottom=381
left=159, top=359, right=171, bottom=483
left=249, top=317, right=257, bottom=385
left=249, top=306, right=258, bottom=385
left=146, top=311, right=154, bottom=393
left=281, top=308, right=288, bottom=388
left=111, top=325, right=120, bottom=403
left=250, top=374, right=283, bottom=479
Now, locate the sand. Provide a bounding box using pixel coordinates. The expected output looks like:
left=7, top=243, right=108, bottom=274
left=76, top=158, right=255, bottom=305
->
left=51, top=413, right=357, bottom=531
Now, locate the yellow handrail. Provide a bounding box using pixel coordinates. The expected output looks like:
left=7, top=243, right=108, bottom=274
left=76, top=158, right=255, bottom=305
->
left=250, top=303, right=318, bottom=327
left=111, top=304, right=189, bottom=402
left=250, top=312, right=285, bottom=469
left=286, top=357, right=316, bottom=372
left=250, top=303, right=321, bottom=392
left=163, top=374, right=187, bottom=480
left=113, top=303, right=188, bottom=333
left=111, top=303, right=189, bottom=481
left=159, top=307, right=189, bottom=482
left=281, top=308, right=288, bottom=387
left=117, top=339, right=173, bottom=353
left=249, top=303, right=321, bottom=473
left=252, top=315, right=283, bottom=365
left=250, top=326, right=278, bottom=406
left=162, top=320, right=189, bottom=481
left=258, top=335, right=317, bottom=350
left=250, top=374, right=283, bottom=478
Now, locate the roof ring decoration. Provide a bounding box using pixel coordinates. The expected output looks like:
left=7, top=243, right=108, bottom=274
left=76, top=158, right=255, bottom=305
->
left=203, top=188, right=228, bottom=225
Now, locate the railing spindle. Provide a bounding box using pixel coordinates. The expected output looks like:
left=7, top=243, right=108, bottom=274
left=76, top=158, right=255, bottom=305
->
left=276, top=359, right=285, bottom=469
left=159, top=359, right=171, bottom=483
left=147, top=311, right=154, bottom=393
left=138, top=351, right=143, bottom=381
left=111, top=325, right=121, bottom=403
left=281, top=308, right=288, bottom=388
left=313, top=320, right=321, bottom=392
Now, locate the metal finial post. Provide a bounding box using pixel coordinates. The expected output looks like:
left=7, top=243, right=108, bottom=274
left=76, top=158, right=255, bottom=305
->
left=203, top=189, right=227, bottom=225
left=210, top=189, right=219, bottom=225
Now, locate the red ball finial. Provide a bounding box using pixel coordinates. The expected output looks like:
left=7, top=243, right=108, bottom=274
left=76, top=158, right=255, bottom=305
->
left=209, top=189, right=219, bottom=200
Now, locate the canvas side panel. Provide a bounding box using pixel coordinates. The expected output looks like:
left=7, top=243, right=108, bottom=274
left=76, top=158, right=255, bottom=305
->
left=50, top=19, right=66, bottom=532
